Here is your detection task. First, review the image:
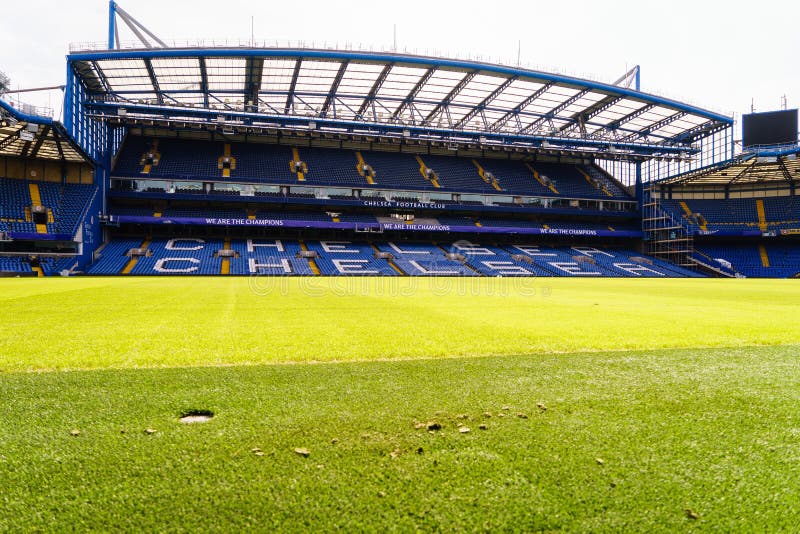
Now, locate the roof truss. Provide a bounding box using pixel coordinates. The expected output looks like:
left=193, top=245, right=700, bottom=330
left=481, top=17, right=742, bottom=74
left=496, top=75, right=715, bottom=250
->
left=521, top=88, right=593, bottom=135
left=67, top=49, right=733, bottom=157
left=357, top=62, right=393, bottom=119
left=489, top=82, right=555, bottom=132
left=423, top=70, right=477, bottom=125
left=392, top=66, right=436, bottom=121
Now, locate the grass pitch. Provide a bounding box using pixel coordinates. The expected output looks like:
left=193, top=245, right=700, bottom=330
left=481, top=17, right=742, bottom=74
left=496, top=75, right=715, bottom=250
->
left=1, top=277, right=799, bottom=531
left=1, top=277, right=798, bottom=371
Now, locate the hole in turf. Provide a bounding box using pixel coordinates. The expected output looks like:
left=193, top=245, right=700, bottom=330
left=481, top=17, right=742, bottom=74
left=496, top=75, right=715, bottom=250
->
left=179, top=409, right=214, bottom=424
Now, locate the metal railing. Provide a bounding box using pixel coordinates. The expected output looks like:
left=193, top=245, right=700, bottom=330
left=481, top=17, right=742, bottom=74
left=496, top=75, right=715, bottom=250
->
left=1, top=96, right=54, bottom=120
left=740, top=141, right=800, bottom=155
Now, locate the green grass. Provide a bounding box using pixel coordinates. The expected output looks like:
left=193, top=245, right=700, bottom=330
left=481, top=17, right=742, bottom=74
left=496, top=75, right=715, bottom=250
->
left=2, top=348, right=800, bottom=531
left=1, top=277, right=799, bottom=371
left=1, top=277, right=800, bottom=531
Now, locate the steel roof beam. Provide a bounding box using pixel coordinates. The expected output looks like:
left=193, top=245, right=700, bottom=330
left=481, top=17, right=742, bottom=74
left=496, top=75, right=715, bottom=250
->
left=208, top=93, right=237, bottom=111
left=257, top=101, right=281, bottom=115
left=323, top=96, right=359, bottom=119
left=53, top=129, right=66, bottom=161
left=143, top=58, right=163, bottom=105
left=84, top=99, right=694, bottom=156
left=321, top=60, right=349, bottom=117
left=489, top=82, right=554, bottom=132
left=199, top=57, right=209, bottom=108
left=244, top=57, right=264, bottom=112
left=452, top=75, right=516, bottom=130
left=356, top=63, right=393, bottom=118
left=558, top=95, right=623, bottom=135
left=84, top=86, right=663, bottom=140
left=778, top=158, right=795, bottom=184
left=113, top=4, right=167, bottom=49
left=0, top=132, right=19, bottom=151
left=25, top=126, right=49, bottom=158
left=620, top=111, right=687, bottom=142
left=283, top=58, right=303, bottom=115
left=392, top=66, right=436, bottom=121
left=668, top=119, right=725, bottom=143
left=423, top=70, right=477, bottom=125
left=19, top=139, right=33, bottom=158
left=521, top=88, right=592, bottom=135
left=90, top=61, right=112, bottom=94
left=97, top=88, right=657, bottom=140
left=161, top=93, right=184, bottom=106
left=729, top=161, right=758, bottom=185
left=590, top=103, right=656, bottom=139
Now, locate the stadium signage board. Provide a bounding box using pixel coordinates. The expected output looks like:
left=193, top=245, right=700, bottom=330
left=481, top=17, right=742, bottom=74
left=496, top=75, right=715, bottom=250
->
left=362, top=200, right=448, bottom=210
left=113, top=216, right=642, bottom=238
left=109, top=191, right=636, bottom=218
left=696, top=229, right=764, bottom=237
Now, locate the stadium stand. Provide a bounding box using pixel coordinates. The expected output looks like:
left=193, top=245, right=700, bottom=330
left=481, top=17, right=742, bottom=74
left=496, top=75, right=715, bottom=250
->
left=0, top=178, right=95, bottom=237
left=695, top=243, right=800, bottom=278
left=0, top=179, right=32, bottom=221
left=229, top=240, right=313, bottom=275
left=305, top=241, right=399, bottom=276
left=130, top=238, right=224, bottom=275
left=39, top=257, right=77, bottom=276
left=12, top=33, right=784, bottom=280
left=86, top=237, right=700, bottom=277
left=0, top=256, right=31, bottom=273
left=87, top=238, right=146, bottom=275
left=112, top=137, right=633, bottom=201
left=660, top=198, right=761, bottom=232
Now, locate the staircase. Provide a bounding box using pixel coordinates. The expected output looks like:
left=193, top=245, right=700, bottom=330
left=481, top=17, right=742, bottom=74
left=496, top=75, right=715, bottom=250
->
left=577, top=167, right=612, bottom=197
left=221, top=238, right=231, bottom=275
left=415, top=155, right=441, bottom=188
left=524, top=162, right=559, bottom=194
left=755, top=199, right=768, bottom=232
left=122, top=237, right=150, bottom=274
left=472, top=160, right=502, bottom=191
left=298, top=240, right=320, bottom=275
left=290, top=148, right=307, bottom=181
left=28, top=184, right=49, bottom=234
left=679, top=201, right=707, bottom=231
left=758, top=244, right=770, bottom=268
left=217, top=144, right=236, bottom=178
left=641, top=186, right=696, bottom=270
left=355, top=152, right=377, bottom=185
left=586, top=165, right=629, bottom=198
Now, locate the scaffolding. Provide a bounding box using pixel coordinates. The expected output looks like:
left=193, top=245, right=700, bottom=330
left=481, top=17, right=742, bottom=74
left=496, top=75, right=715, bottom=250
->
left=641, top=185, right=695, bottom=268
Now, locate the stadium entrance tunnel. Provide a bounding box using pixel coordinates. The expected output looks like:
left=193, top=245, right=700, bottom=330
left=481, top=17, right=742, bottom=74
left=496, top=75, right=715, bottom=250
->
left=178, top=409, right=214, bottom=424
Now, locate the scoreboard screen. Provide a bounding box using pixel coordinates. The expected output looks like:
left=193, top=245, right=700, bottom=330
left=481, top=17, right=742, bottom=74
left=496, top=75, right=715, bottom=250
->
left=742, top=109, right=798, bottom=148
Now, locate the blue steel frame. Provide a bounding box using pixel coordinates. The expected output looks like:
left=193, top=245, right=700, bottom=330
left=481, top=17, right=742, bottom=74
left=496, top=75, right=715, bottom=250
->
left=108, top=1, right=117, bottom=50
left=61, top=23, right=738, bottom=250
left=0, top=98, right=94, bottom=163
left=64, top=60, right=125, bottom=216
left=67, top=48, right=733, bottom=157
left=83, top=100, right=692, bottom=159
left=0, top=99, right=55, bottom=126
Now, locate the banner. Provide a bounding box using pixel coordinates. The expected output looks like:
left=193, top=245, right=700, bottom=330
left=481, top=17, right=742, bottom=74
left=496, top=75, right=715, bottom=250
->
left=695, top=229, right=764, bottom=237
left=112, top=215, right=643, bottom=238
left=7, top=232, right=74, bottom=241
left=109, top=190, right=636, bottom=218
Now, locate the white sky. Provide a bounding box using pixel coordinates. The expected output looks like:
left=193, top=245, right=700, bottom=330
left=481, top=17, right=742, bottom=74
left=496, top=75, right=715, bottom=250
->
left=1, top=0, right=798, bottom=138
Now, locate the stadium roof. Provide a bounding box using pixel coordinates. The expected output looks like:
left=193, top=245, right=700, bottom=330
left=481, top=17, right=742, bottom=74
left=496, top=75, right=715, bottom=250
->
left=68, top=47, right=733, bottom=159
left=0, top=100, right=88, bottom=163
left=657, top=148, right=800, bottom=186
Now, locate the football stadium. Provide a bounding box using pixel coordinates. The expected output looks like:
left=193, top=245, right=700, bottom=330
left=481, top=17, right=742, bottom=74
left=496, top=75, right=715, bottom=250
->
left=1, top=2, right=799, bottom=531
